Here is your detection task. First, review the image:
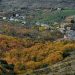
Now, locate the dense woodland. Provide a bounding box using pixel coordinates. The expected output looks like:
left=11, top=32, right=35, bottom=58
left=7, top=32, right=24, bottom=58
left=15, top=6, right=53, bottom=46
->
left=0, top=23, right=75, bottom=74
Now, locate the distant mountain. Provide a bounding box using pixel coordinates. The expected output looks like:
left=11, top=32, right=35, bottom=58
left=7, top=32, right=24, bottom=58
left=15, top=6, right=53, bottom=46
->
left=0, top=0, right=75, bottom=12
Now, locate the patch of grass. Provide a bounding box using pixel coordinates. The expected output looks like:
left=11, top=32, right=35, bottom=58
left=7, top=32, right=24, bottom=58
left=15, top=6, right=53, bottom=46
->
left=32, top=9, right=75, bottom=24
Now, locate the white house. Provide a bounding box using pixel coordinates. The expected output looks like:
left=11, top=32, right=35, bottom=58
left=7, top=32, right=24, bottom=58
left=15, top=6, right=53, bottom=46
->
left=36, top=22, right=40, bottom=26
left=15, top=14, right=19, bottom=17
left=14, top=19, right=19, bottom=22
left=9, top=17, right=14, bottom=21
left=59, top=28, right=65, bottom=33
left=57, top=8, right=62, bottom=11
left=22, top=21, right=26, bottom=24
left=41, top=23, right=49, bottom=27
left=3, top=17, right=6, bottom=20
left=20, top=16, right=26, bottom=19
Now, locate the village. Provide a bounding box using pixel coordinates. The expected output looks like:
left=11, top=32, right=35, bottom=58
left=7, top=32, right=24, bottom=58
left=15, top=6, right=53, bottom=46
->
left=0, top=8, right=75, bottom=40
left=0, top=7, right=63, bottom=24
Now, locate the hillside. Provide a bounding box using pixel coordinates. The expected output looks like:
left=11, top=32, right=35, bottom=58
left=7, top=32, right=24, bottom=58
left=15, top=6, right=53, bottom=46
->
left=33, top=50, right=75, bottom=75
left=0, top=34, right=75, bottom=75
left=0, top=0, right=75, bottom=12
left=0, top=0, right=75, bottom=75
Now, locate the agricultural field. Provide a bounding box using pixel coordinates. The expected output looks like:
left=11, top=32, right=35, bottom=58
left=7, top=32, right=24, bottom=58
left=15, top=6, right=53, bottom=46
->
left=29, top=9, right=75, bottom=24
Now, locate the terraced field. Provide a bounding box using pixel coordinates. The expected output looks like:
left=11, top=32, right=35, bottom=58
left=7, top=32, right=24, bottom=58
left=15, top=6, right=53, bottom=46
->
left=32, top=9, right=75, bottom=24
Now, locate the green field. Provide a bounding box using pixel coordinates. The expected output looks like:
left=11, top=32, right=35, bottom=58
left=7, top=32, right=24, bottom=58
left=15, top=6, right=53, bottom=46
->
left=31, top=9, right=75, bottom=24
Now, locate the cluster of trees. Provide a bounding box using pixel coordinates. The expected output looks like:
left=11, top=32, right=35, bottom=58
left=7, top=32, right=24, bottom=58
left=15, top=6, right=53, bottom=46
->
left=0, top=60, right=16, bottom=75
left=0, top=34, right=75, bottom=74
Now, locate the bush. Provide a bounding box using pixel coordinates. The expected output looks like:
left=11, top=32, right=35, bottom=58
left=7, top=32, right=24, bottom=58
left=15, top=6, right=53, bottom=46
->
left=15, top=63, right=26, bottom=71
left=62, top=51, right=70, bottom=58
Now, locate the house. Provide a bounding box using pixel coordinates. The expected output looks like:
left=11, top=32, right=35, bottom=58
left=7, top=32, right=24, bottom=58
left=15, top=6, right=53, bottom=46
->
left=15, top=14, right=19, bottom=17
left=41, top=23, right=49, bottom=27
left=3, top=17, right=6, bottom=20
left=36, top=22, right=40, bottom=26
left=9, top=17, right=14, bottom=21
left=14, top=19, right=19, bottom=22
left=57, top=8, right=62, bottom=11
left=22, top=21, right=26, bottom=24
left=54, top=22, right=58, bottom=25
left=64, top=35, right=68, bottom=39
left=66, top=27, right=71, bottom=31
left=59, top=28, right=65, bottom=33
left=20, top=16, right=26, bottom=19
left=40, top=23, right=50, bottom=29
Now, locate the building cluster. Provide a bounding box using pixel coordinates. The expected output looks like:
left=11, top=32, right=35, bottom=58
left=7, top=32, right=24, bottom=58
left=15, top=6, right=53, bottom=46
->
left=0, top=12, right=26, bottom=24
